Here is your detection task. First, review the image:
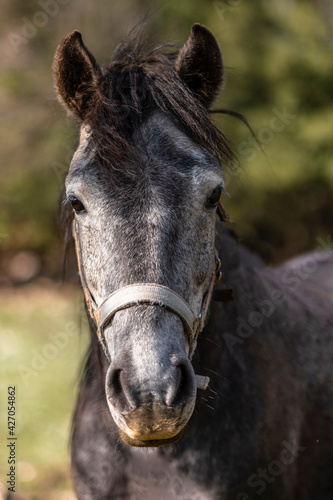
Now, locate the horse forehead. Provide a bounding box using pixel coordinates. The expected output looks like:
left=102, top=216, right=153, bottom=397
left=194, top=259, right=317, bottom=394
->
left=67, top=113, right=222, bottom=193
left=137, top=112, right=207, bottom=157
left=136, top=111, right=222, bottom=176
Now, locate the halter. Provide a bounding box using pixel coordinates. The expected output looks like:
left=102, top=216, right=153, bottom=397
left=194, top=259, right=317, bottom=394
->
left=72, top=219, right=223, bottom=390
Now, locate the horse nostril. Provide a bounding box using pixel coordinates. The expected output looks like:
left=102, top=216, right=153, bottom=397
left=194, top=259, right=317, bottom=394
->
left=166, top=359, right=195, bottom=408
left=110, top=368, right=122, bottom=396
left=106, top=367, right=137, bottom=414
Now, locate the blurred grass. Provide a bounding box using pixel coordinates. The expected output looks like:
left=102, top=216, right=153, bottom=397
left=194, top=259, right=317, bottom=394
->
left=0, top=283, right=89, bottom=499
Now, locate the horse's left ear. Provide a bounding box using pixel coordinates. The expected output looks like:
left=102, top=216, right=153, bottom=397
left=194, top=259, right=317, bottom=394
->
left=175, top=24, right=224, bottom=108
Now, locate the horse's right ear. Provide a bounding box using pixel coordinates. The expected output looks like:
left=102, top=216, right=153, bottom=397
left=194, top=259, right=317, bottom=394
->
left=53, top=31, right=102, bottom=120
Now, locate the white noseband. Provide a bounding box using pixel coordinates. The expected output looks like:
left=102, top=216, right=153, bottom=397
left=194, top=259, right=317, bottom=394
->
left=94, top=283, right=202, bottom=343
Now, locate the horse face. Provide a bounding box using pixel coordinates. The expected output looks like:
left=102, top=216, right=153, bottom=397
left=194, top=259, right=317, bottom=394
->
left=65, top=113, right=223, bottom=446
left=55, top=24, right=229, bottom=446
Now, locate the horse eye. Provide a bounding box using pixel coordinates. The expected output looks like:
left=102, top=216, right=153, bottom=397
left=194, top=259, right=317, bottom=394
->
left=70, top=197, right=85, bottom=213
left=206, top=186, right=222, bottom=208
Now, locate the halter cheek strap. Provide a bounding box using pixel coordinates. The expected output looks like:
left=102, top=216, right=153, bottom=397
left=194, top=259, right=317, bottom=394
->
left=73, top=220, right=221, bottom=390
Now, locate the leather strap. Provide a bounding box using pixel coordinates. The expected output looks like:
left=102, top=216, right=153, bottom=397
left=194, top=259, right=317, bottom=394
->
left=94, top=283, right=200, bottom=338
left=72, top=221, right=98, bottom=317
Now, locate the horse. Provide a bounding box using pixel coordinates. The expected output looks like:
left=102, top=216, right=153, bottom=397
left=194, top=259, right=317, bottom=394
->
left=53, top=24, right=333, bottom=499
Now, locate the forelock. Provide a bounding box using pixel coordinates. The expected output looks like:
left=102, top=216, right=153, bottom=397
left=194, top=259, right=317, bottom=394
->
left=80, top=30, right=234, bottom=184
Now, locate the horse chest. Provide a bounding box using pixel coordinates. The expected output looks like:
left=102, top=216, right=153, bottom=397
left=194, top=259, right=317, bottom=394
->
left=125, top=448, right=217, bottom=500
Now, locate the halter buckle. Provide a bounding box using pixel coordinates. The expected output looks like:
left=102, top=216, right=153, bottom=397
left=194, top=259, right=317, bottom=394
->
left=215, top=256, right=222, bottom=281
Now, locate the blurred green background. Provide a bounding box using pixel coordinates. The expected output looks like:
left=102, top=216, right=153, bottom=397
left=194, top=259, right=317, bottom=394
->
left=0, top=0, right=332, bottom=498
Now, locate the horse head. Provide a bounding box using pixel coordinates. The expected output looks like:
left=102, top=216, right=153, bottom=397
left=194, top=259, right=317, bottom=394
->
left=54, top=24, right=233, bottom=447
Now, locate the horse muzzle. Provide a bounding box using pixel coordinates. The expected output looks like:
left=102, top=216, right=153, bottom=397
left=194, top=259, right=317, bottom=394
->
left=105, top=356, right=197, bottom=447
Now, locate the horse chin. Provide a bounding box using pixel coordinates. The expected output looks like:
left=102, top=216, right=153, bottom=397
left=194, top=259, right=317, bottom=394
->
left=108, top=395, right=196, bottom=448
left=118, top=428, right=184, bottom=448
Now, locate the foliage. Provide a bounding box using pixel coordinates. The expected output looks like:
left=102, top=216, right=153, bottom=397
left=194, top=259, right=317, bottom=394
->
left=0, top=0, right=332, bottom=269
